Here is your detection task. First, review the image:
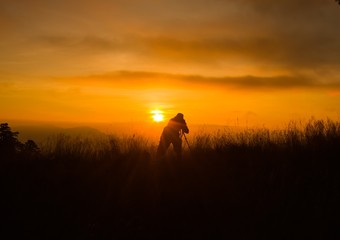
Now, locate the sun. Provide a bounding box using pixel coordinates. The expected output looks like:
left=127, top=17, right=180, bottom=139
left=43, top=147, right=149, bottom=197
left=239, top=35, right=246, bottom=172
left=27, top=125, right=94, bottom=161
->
left=151, top=110, right=164, bottom=122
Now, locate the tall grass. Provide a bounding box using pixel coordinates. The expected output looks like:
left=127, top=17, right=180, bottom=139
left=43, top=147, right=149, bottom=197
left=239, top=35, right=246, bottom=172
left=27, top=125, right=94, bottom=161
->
left=34, top=118, right=340, bottom=162
left=190, top=118, right=340, bottom=155
left=40, top=133, right=153, bottom=161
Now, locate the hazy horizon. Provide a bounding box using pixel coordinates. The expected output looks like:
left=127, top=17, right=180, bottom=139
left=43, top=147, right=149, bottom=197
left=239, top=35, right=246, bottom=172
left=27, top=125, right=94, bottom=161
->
left=3, top=117, right=239, bottom=143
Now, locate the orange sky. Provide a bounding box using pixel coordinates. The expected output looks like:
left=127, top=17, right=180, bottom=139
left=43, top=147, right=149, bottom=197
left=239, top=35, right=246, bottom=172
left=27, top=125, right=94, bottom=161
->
left=1, top=0, right=340, bottom=128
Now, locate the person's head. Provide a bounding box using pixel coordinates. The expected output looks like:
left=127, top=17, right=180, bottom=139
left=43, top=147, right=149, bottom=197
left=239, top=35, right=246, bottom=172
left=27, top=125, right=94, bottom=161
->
left=175, top=113, right=184, bottom=119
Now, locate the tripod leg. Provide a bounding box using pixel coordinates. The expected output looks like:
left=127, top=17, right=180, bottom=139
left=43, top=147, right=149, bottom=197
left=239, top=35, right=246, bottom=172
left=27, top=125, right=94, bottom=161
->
left=183, top=133, right=192, bottom=152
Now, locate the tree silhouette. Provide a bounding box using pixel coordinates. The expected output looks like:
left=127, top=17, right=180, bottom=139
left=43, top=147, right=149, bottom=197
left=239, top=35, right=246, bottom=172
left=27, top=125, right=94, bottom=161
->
left=0, top=123, right=21, bottom=155
left=23, top=139, right=40, bottom=154
left=0, top=123, right=39, bottom=158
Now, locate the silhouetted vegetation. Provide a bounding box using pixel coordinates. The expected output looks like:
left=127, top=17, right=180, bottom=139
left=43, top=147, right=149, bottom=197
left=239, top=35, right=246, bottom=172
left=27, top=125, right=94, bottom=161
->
left=1, top=119, right=339, bottom=239
left=0, top=123, right=40, bottom=159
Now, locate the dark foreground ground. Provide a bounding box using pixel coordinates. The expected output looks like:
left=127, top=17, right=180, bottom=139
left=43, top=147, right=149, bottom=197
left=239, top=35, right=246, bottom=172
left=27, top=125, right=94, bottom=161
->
left=1, top=145, right=339, bottom=240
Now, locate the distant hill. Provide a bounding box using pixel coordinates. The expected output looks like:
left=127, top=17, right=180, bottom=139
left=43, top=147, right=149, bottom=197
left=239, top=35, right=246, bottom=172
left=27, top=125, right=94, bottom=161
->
left=13, top=124, right=106, bottom=144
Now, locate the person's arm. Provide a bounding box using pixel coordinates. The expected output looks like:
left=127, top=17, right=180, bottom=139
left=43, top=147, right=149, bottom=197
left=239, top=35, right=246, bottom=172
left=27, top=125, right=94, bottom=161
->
left=182, top=120, right=189, bottom=134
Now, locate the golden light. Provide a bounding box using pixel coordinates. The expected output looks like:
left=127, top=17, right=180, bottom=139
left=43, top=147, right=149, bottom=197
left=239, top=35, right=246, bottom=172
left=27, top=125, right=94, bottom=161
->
left=151, top=110, right=164, bottom=122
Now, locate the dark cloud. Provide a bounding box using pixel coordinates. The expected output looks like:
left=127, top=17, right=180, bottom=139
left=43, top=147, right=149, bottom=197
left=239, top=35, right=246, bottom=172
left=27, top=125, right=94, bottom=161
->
left=33, top=31, right=340, bottom=73
left=140, top=35, right=340, bottom=69
left=238, top=0, right=332, bottom=12
left=68, top=71, right=340, bottom=90
left=177, top=73, right=339, bottom=90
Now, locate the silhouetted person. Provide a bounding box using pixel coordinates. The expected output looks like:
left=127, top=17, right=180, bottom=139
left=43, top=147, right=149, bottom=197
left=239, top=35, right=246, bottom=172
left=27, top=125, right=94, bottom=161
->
left=156, top=113, right=189, bottom=160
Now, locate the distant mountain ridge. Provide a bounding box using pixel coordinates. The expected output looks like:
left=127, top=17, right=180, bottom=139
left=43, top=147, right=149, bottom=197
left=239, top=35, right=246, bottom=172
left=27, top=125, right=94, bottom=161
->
left=13, top=125, right=106, bottom=143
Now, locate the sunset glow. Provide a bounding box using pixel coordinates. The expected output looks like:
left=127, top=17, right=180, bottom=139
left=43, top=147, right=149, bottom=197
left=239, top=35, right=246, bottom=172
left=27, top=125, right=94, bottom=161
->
left=1, top=1, right=340, bottom=129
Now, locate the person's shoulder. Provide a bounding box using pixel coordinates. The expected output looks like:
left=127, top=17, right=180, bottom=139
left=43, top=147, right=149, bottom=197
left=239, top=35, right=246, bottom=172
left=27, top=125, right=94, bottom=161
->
left=170, top=117, right=187, bottom=125
left=169, top=118, right=176, bottom=123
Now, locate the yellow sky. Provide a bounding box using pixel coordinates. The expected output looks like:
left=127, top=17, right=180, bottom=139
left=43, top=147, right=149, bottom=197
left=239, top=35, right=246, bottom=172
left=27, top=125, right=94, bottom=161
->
left=1, top=0, right=340, bottom=128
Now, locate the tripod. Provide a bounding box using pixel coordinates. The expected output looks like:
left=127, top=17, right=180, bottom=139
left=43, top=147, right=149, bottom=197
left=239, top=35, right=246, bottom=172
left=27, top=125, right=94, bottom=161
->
left=182, top=132, right=192, bottom=153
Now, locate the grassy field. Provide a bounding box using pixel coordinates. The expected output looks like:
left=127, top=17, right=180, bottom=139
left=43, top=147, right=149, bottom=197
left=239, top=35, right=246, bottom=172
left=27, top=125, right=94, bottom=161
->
left=1, top=118, right=340, bottom=239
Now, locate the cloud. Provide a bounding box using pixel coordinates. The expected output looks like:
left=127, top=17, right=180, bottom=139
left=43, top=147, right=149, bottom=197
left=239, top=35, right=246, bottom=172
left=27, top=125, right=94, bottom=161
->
left=35, top=35, right=125, bottom=53
left=177, top=73, right=340, bottom=90
left=2, top=0, right=340, bottom=79
left=59, top=71, right=340, bottom=90
left=138, top=35, right=340, bottom=70
left=237, top=0, right=332, bottom=13
left=32, top=30, right=340, bottom=74
left=127, top=0, right=340, bottom=72
left=124, top=0, right=340, bottom=71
